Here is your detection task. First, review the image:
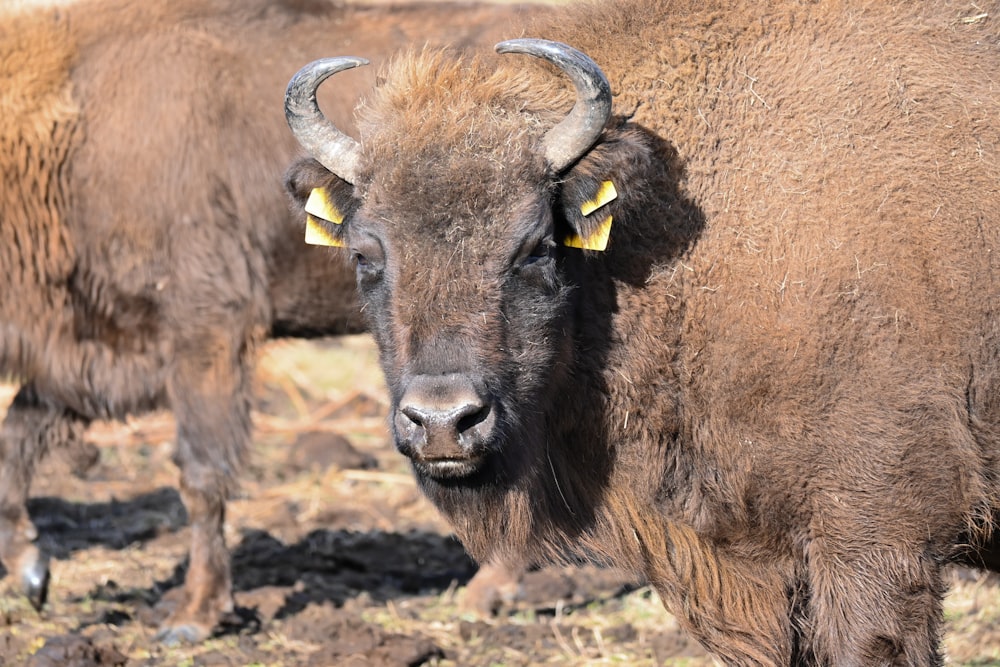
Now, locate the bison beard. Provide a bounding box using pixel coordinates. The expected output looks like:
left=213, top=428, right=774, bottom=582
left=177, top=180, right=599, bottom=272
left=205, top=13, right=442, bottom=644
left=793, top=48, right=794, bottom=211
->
left=285, top=0, right=1000, bottom=663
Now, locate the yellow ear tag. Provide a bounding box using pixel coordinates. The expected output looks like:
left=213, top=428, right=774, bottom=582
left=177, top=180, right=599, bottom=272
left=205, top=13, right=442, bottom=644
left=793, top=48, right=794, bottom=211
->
left=564, top=180, right=617, bottom=251
left=305, top=215, right=344, bottom=247
left=563, top=214, right=613, bottom=251
left=303, top=187, right=345, bottom=247
left=304, top=187, right=344, bottom=224
left=580, top=180, right=618, bottom=217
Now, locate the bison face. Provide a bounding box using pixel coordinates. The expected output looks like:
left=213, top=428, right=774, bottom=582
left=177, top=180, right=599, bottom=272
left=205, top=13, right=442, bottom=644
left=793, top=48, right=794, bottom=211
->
left=355, top=192, right=570, bottom=484
left=285, top=41, right=658, bottom=493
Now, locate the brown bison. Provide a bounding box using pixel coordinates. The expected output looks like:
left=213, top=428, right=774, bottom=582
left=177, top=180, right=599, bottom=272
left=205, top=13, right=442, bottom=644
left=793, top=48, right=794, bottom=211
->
left=285, top=0, right=1000, bottom=663
left=0, top=0, right=537, bottom=644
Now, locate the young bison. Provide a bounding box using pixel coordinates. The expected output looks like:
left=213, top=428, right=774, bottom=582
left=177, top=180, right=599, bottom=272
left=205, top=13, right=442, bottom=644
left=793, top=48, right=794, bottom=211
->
left=0, top=0, right=536, bottom=643
left=285, top=0, right=1000, bottom=662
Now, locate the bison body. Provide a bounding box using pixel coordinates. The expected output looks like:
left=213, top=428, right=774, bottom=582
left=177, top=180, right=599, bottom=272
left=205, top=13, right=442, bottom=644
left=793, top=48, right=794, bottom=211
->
left=286, top=0, right=1000, bottom=663
left=0, top=0, right=534, bottom=642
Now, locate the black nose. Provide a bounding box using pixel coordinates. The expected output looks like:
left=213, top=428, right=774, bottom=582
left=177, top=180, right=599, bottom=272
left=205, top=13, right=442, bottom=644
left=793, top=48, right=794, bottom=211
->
left=394, top=374, right=495, bottom=460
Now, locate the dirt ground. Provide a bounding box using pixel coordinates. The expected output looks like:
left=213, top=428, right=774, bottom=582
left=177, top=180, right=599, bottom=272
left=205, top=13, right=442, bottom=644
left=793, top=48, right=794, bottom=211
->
left=1, top=336, right=999, bottom=666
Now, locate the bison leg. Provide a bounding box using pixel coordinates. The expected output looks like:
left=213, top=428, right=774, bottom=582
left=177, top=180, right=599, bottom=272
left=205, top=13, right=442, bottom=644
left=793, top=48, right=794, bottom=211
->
left=155, top=336, right=253, bottom=644
left=0, top=384, right=88, bottom=609
left=804, top=536, right=945, bottom=666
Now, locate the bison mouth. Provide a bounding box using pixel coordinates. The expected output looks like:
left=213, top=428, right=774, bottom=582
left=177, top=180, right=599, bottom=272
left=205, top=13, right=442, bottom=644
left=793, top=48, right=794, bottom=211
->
left=410, top=453, right=489, bottom=481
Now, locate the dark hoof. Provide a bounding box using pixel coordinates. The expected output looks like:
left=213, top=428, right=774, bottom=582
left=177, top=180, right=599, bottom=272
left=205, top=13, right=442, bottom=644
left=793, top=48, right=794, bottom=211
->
left=155, top=623, right=210, bottom=646
left=20, top=549, right=50, bottom=611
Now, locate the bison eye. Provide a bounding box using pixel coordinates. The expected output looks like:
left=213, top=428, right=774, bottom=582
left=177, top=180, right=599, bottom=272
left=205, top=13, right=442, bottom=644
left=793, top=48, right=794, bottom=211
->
left=349, top=233, right=385, bottom=282
left=519, top=238, right=556, bottom=268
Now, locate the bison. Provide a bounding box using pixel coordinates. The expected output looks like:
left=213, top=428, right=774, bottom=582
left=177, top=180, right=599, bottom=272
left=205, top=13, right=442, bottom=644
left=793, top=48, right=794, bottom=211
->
left=284, top=0, right=1000, bottom=663
left=0, top=0, right=537, bottom=644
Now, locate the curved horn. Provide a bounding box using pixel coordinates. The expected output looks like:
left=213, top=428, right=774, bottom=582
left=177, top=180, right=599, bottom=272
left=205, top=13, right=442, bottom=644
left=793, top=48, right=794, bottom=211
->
left=285, top=57, right=368, bottom=184
left=495, top=39, right=612, bottom=173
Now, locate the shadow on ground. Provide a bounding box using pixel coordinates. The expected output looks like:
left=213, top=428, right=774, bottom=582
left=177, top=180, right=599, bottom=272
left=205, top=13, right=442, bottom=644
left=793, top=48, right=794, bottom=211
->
left=19, top=489, right=477, bottom=623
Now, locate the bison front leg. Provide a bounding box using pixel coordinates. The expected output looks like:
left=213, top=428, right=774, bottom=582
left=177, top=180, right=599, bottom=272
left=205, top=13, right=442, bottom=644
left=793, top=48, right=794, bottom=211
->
left=804, top=532, right=946, bottom=666
left=156, top=339, right=253, bottom=644
left=0, top=385, right=88, bottom=609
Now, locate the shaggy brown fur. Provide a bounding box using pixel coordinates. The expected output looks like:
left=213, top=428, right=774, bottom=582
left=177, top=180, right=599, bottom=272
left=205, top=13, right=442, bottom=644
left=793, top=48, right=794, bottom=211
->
left=288, top=0, right=1000, bottom=663
left=0, top=0, right=538, bottom=643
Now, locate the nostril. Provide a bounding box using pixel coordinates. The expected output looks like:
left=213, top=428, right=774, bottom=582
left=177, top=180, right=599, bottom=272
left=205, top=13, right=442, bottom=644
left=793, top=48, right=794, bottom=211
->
left=400, top=405, right=425, bottom=427
left=456, top=404, right=491, bottom=435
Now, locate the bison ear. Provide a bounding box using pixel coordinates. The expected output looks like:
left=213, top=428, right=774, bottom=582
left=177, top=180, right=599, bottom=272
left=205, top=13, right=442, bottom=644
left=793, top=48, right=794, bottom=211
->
left=557, top=124, right=656, bottom=253
left=284, top=157, right=359, bottom=248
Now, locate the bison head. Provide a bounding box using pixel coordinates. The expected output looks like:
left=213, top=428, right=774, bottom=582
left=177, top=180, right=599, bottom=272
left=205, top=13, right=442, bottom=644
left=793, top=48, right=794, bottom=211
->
left=285, top=40, right=675, bottom=559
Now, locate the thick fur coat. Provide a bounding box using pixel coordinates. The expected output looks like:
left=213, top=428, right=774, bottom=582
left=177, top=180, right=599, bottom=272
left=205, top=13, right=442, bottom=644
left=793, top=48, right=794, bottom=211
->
left=287, top=0, right=1000, bottom=662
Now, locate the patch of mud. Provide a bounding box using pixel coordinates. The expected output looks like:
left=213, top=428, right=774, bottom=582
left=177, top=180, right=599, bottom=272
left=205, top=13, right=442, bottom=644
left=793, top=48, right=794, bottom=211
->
left=25, top=635, right=127, bottom=667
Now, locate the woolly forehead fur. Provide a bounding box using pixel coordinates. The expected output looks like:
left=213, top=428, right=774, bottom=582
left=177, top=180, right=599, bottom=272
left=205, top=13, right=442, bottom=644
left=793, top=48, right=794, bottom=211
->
left=352, top=49, right=576, bottom=245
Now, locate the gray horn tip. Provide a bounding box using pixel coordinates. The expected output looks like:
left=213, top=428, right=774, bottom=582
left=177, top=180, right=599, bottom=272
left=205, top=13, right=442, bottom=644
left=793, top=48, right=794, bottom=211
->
left=285, top=56, right=370, bottom=101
